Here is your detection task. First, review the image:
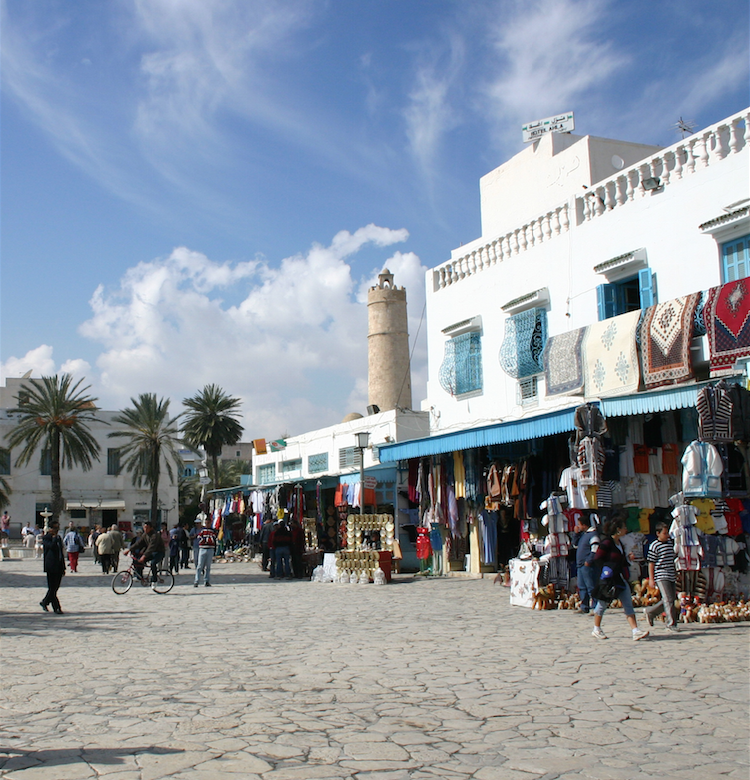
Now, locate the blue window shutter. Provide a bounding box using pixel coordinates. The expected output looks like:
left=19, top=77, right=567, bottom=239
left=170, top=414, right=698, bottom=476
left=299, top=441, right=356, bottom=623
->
left=638, top=269, right=655, bottom=308
left=722, top=235, right=750, bottom=283
left=596, top=283, right=617, bottom=321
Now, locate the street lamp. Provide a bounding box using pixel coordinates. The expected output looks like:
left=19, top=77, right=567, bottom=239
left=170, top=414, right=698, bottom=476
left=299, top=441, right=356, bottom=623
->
left=356, top=431, right=369, bottom=516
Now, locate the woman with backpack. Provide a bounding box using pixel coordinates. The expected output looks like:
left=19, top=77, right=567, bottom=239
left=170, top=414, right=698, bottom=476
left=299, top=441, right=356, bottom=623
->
left=62, top=524, right=85, bottom=573
left=591, top=515, right=650, bottom=642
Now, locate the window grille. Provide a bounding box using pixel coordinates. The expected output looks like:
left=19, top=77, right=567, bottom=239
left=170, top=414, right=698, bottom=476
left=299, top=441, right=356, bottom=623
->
left=339, top=447, right=362, bottom=469
left=439, top=331, right=483, bottom=396
left=281, top=458, right=302, bottom=474
left=257, top=463, right=276, bottom=485
left=0, top=448, right=10, bottom=476
left=308, top=453, right=328, bottom=473
left=517, top=375, right=539, bottom=405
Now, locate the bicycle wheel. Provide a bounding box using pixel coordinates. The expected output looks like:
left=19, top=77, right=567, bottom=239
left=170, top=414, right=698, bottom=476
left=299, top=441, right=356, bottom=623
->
left=151, top=568, right=175, bottom=594
left=112, top=570, right=134, bottom=594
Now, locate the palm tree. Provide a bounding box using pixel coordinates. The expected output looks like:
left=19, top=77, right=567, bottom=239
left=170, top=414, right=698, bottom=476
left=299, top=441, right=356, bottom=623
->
left=109, top=394, right=183, bottom=527
left=7, top=374, right=102, bottom=523
left=0, top=476, right=11, bottom=511
left=207, top=458, right=250, bottom=490
left=181, top=384, right=243, bottom=491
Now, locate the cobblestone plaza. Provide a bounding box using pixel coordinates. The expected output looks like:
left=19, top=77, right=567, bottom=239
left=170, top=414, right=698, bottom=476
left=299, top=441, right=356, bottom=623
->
left=1, top=559, right=748, bottom=780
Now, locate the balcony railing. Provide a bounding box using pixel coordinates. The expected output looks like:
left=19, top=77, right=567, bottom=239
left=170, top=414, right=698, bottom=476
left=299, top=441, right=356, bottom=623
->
left=433, top=108, right=749, bottom=291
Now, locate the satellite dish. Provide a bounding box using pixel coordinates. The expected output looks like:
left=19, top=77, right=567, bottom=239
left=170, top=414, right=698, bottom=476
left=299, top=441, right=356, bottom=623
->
left=611, top=155, right=625, bottom=170
left=21, top=370, right=32, bottom=379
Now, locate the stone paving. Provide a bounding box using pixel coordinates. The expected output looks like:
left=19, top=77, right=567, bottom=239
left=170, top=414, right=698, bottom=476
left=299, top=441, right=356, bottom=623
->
left=1, top=554, right=748, bottom=780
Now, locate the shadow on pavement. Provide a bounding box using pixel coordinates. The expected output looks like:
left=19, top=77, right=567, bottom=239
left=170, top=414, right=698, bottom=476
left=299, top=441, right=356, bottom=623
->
left=0, top=745, right=183, bottom=771
left=0, top=610, right=142, bottom=636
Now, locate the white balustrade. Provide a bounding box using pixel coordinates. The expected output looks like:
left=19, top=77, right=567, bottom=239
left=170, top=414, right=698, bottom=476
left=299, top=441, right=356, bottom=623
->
left=432, top=110, right=748, bottom=290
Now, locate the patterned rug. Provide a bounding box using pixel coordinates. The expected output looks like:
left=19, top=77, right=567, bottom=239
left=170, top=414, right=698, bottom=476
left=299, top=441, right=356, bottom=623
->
left=583, top=309, right=641, bottom=398
left=499, top=307, right=547, bottom=378
left=639, top=292, right=701, bottom=388
left=543, top=327, right=586, bottom=396
left=706, top=277, right=750, bottom=376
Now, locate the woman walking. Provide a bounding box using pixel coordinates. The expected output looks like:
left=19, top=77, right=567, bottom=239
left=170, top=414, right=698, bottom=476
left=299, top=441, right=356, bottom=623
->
left=591, top=515, right=649, bottom=641
left=62, top=525, right=84, bottom=573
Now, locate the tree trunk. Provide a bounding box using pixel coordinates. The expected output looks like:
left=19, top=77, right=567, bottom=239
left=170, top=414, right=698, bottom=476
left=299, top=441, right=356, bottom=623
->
left=150, top=444, right=160, bottom=529
left=212, top=454, right=220, bottom=490
left=50, top=431, right=63, bottom=524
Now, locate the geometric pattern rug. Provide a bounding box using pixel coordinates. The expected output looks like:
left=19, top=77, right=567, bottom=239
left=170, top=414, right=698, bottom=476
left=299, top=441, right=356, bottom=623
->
left=639, top=292, right=701, bottom=389
left=706, top=276, right=750, bottom=376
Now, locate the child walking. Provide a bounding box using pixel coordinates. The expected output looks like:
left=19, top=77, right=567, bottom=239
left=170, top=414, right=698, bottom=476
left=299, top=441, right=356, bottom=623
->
left=644, top=521, right=679, bottom=632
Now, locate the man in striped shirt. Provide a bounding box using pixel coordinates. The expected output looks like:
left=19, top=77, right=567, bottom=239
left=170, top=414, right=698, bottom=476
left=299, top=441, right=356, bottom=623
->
left=194, top=518, right=218, bottom=588
left=644, top=522, right=679, bottom=632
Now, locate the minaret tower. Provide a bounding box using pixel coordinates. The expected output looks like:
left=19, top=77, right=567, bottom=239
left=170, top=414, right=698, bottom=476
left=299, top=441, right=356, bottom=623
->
left=367, top=269, right=412, bottom=412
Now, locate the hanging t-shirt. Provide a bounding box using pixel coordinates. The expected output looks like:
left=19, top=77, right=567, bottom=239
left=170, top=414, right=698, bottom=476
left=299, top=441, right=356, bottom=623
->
left=690, top=498, right=716, bottom=534
left=559, top=467, right=588, bottom=509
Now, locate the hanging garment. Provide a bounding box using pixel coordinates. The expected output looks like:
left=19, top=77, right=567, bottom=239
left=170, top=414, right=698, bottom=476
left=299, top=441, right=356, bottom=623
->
left=682, top=441, right=724, bottom=498
left=559, top=467, right=589, bottom=509
left=453, top=452, right=466, bottom=499
left=697, top=384, right=734, bottom=443
left=574, top=404, right=608, bottom=443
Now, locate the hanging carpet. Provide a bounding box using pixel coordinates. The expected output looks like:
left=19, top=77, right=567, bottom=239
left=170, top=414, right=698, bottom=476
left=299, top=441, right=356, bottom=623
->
left=543, top=327, right=586, bottom=396
left=705, top=277, right=750, bottom=376
left=639, top=292, right=701, bottom=388
left=582, top=309, right=641, bottom=398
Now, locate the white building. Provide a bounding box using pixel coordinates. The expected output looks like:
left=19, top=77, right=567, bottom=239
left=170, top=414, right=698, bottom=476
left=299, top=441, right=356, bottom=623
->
left=0, top=378, right=179, bottom=536
left=251, top=408, right=430, bottom=510
left=417, top=108, right=749, bottom=434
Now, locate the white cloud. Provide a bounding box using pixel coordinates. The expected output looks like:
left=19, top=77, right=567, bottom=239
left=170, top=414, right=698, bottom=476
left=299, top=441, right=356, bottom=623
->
left=403, top=36, right=464, bottom=180
left=483, top=0, right=627, bottom=131
left=0, top=345, right=57, bottom=382
left=74, top=226, right=426, bottom=437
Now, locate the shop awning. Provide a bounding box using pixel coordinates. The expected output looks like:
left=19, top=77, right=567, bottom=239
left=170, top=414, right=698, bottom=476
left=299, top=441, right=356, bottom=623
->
left=599, top=382, right=711, bottom=417
left=379, top=380, right=715, bottom=463
left=378, top=406, right=578, bottom=462
left=65, top=500, right=126, bottom=510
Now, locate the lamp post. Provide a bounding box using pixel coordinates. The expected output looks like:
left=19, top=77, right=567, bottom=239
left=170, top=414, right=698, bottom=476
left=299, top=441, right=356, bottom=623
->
left=356, top=431, right=369, bottom=516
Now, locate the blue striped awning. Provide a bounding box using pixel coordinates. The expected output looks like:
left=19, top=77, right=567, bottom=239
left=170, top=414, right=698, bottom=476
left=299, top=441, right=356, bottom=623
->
left=378, top=406, right=578, bottom=462
left=379, top=382, right=707, bottom=463
left=600, top=382, right=708, bottom=417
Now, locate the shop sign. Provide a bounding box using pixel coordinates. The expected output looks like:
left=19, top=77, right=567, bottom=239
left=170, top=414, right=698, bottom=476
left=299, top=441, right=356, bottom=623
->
left=522, top=112, right=574, bottom=143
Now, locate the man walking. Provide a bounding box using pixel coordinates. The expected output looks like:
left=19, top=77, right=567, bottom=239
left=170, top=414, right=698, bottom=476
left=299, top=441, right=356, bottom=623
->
left=194, top=518, right=217, bottom=588
left=108, top=524, right=124, bottom=572
left=40, top=520, right=66, bottom=614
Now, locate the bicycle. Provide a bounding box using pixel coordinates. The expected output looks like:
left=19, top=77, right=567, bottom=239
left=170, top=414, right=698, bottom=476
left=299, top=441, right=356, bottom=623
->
left=111, top=553, right=174, bottom=595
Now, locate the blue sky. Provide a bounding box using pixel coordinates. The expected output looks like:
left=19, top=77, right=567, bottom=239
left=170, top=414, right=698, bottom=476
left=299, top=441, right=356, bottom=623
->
left=1, top=0, right=748, bottom=437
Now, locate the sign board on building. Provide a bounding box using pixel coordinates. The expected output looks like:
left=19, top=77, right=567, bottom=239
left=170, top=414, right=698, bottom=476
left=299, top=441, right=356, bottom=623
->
left=364, top=476, right=378, bottom=490
left=522, top=112, right=574, bottom=143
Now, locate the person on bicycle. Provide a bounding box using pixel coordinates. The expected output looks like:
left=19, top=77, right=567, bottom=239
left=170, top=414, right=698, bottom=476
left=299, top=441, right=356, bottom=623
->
left=129, top=520, right=165, bottom=583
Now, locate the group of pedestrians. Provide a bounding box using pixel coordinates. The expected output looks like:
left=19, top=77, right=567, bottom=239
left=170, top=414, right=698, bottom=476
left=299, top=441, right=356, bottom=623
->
left=573, top=512, right=679, bottom=641
left=258, top=515, right=304, bottom=579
